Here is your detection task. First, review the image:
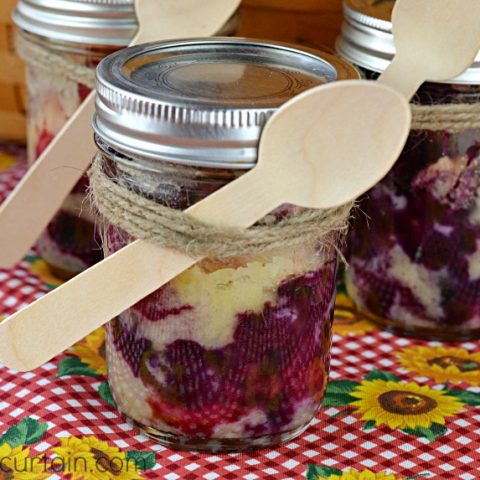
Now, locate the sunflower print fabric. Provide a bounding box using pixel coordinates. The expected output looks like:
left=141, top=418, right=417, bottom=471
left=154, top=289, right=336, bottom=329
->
left=25, top=255, right=64, bottom=290
left=51, top=436, right=148, bottom=480
left=333, top=292, right=379, bottom=336
left=349, top=379, right=464, bottom=430
left=0, top=152, right=16, bottom=173
left=306, top=465, right=428, bottom=480
left=0, top=419, right=155, bottom=479
left=308, top=466, right=399, bottom=479
left=323, top=368, right=480, bottom=441
left=68, top=328, right=108, bottom=377
left=58, top=328, right=115, bottom=406
left=397, top=346, right=480, bottom=386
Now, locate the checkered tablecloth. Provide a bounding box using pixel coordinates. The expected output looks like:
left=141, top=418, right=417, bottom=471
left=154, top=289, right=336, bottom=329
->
left=1, top=142, right=480, bottom=480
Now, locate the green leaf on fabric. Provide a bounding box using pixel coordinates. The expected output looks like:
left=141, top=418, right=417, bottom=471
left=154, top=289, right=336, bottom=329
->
left=98, top=382, right=116, bottom=408
left=326, top=381, right=359, bottom=395
left=364, top=369, right=401, bottom=382
left=322, top=393, right=357, bottom=408
left=125, top=451, right=156, bottom=471
left=306, top=465, right=343, bottom=479
left=0, top=418, right=48, bottom=448
left=445, top=389, right=480, bottom=406
left=402, top=423, right=447, bottom=441
left=57, top=357, right=101, bottom=378
left=405, top=474, right=432, bottom=479
left=323, top=381, right=359, bottom=407
left=362, top=420, right=376, bottom=431
left=23, top=254, right=38, bottom=264
left=336, top=281, right=348, bottom=297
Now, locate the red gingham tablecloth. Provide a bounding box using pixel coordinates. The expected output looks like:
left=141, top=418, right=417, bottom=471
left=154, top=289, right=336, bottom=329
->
left=1, top=142, right=480, bottom=480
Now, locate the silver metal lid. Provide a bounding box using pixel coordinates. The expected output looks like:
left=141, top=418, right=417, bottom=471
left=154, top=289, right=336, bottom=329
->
left=13, top=0, right=136, bottom=46
left=93, top=38, right=359, bottom=169
left=337, top=0, right=480, bottom=84
left=13, top=0, right=240, bottom=48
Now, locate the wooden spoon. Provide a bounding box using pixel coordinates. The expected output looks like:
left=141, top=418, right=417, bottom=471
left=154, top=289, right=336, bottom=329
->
left=0, top=80, right=411, bottom=372
left=4, top=0, right=480, bottom=372
left=0, top=0, right=241, bottom=268
left=378, top=0, right=480, bottom=96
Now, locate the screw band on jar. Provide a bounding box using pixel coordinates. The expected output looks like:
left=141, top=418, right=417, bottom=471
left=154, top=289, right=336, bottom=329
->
left=88, top=153, right=353, bottom=259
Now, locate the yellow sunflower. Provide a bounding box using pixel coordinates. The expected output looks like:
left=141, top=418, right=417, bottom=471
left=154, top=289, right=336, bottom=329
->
left=0, top=153, right=15, bottom=172
left=0, top=443, right=49, bottom=479
left=28, top=259, right=64, bottom=288
left=69, top=328, right=107, bottom=376
left=329, top=469, right=399, bottom=480
left=333, top=293, right=378, bottom=336
left=50, top=436, right=95, bottom=480
left=397, top=346, right=480, bottom=386
left=83, top=436, right=143, bottom=480
left=350, top=379, right=464, bottom=430
left=51, top=436, right=143, bottom=480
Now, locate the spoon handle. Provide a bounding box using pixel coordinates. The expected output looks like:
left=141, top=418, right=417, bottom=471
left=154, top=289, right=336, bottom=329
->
left=377, top=57, right=424, bottom=101
left=132, top=0, right=241, bottom=45
left=0, top=0, right=242, bottom=269
left=0, top=168, right=281, bottom=371
left=0, top=93, right=97, bottom=268
left=0, top=240, right=196, bottom=372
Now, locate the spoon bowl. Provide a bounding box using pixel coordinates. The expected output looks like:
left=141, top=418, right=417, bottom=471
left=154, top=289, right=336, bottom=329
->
left=134, top=0, right=241, bottom=43
left=379, top=0, right=480, bottom=98
left=256, top=81, right=411, bottom=211
left=391, top=0, right=480, bottom=82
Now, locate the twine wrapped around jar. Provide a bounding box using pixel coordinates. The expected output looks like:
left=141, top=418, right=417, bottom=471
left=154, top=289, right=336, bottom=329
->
left=15, top=32, right=96, bottom=88
left=411, top=103, right=480, bottom=133
left=88, top=154, right=353, bottom=260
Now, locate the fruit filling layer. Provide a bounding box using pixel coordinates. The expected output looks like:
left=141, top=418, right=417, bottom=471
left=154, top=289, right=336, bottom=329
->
left=106, top=232, right=337, bottom=440
left=348, top=125, right=480, bottom=336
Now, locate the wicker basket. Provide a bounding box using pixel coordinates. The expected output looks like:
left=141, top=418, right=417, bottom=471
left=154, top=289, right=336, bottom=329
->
left=0, top=0, right=26, bottom=142
left=238, top=0, right=344, bottom=51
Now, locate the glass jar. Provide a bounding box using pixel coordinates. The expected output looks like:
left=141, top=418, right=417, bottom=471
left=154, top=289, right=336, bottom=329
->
left=12, top=0, right=240, bottom=279
left=93, top=38, right=359, bottom=452
left=337, top=0, right=480, bottom=340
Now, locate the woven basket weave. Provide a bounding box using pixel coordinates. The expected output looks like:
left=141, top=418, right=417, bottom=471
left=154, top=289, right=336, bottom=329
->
left=0, top=0, right=26, bottom=142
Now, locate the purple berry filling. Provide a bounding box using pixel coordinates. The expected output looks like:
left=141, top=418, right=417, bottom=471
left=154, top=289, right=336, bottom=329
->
left=348, top=124, right=480, bottom=338
left=107, top=259, right=336, bottom=439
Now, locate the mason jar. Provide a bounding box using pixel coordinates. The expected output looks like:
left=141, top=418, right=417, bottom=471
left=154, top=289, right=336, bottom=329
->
left=92, top=38, right=359, bottom=452
left=12, top=0, right=240, bottom=279
left=337, top=0, right=480, bottom=340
